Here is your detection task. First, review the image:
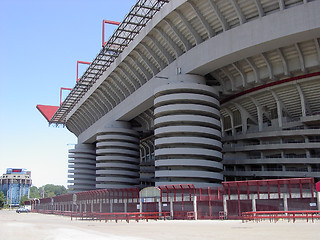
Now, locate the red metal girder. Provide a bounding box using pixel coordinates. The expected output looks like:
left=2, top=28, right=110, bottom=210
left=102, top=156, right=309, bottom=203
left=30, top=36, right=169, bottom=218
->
left=36, top=105, right=59, bottom=122
left=77, top=61, right=91, bottom=82
left=102, top=19, right=120, bottom=47
left=221, top=72, right=320, bottom=104
left=60, top=87, right=72, bottom=106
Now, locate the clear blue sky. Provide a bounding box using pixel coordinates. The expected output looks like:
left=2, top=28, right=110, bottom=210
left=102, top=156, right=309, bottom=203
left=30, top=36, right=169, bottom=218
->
left=0, top=0, right=136, bottom=187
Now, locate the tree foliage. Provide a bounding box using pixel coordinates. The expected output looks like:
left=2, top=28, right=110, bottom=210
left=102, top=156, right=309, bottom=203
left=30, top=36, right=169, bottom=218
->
left=29, top=186, right=41, bottom=199
left=19, top=195, right=29, bottom=206
left=0, top=191, right=5, bottom=208
left=30, top=184, right=67, bottom=199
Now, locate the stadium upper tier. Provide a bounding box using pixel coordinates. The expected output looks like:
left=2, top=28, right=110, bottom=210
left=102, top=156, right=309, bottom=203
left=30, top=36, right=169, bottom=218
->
left=39, top=0, right=320, bottom=190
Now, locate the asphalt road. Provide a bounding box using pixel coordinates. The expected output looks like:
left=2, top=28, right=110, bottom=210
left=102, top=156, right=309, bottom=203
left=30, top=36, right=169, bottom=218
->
left=0, top=210, right=319, bottom=240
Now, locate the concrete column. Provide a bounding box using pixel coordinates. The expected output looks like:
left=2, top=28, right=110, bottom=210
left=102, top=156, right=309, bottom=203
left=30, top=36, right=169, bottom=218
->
left=79, top=202, right=82, bottom=213
left=193, top=197, right=198, bottom=220
left=283, top=194, right=288, bottom=211
left=252, top=198, right=257, bottom=212
left=110, top=200, right=113, bottom=213
left=139, top=198, right=142, bottom=213
left=158, top=199, right=162, bottom=214
left=170, top=198, right=174, bottom=219
left=317, top=192, right=320, bottom=211
left=223, top=196, right=228, bottom=219
left=100, top=200, right=102, bottom=213
left=124, top=200, right=127, bottom=213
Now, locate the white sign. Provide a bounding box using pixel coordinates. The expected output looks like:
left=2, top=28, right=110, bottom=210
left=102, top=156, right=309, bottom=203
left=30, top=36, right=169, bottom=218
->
left=310, top=203, right=317, bottom=207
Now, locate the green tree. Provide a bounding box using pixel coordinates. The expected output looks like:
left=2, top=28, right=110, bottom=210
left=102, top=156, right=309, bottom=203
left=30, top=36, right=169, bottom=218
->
left=19, top=195, right=29, bottom=206
left=29, top=186, right=41, bottom=199
left=42, top=184, right=67, bottom=198
left=0, top=191, right=5, bottom=208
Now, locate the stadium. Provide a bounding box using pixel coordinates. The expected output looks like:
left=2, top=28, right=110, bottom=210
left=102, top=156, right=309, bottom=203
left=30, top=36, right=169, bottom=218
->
left=37, top=0, right=320, bottom=215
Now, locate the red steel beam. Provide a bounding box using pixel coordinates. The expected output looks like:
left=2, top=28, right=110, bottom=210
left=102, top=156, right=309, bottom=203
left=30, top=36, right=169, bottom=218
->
left=221, top=72, right=320, bottom=104
left=77, top=61, right=91, bottom=82
left=60, top=87, right=73, bottom=106
left=102, top=19, right=120, bottom=47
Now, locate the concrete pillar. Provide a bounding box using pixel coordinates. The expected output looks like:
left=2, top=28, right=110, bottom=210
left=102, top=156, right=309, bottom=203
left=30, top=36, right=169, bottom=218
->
left=124, top=200, right=127, bottom=213
left=100, top=200, right=102, bottom=213
left=158, top=199, right=162, bottom=214
left=283, top=194, right=288, bottom=211
left=193, top=197, right=198, bottom=220
left=80, top=202, right=82, bottom=213
left=252, top=198, right=257, bottom=212
left=223, top=196, right=228, bottom=219
left=317, top=192, right=320, bottom=211
left=110, top=200, right=113, bottom=213
left=139, top=198, right=142, bottom=213
left=170, top=198, right=174, bottom=219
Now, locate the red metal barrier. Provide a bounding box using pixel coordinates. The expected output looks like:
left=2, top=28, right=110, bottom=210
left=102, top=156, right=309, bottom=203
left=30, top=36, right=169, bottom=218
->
left=242, top=210, right=320, bottom=223
left=33, top=209, right=170, bottom=223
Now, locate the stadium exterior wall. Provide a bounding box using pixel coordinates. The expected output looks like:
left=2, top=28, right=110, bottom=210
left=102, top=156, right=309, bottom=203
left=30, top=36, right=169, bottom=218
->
left=63, top=0, right=320, bottom=191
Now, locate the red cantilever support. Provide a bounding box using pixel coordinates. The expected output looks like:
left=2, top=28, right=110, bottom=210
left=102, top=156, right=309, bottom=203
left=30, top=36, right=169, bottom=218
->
left=102, top=19, right=120, bottom=47
left=77, top=61, right=91, bottom=82
left=60, top=87, right=73, bottom=106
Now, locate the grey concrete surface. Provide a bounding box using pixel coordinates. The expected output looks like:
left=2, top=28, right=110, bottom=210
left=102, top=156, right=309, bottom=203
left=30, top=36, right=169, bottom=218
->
left=1, top=210, right=319, bottom=240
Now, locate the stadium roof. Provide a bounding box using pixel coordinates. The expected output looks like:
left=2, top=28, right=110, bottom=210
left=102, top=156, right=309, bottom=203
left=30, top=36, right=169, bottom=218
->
left=45, top=0, right=169, bottom=126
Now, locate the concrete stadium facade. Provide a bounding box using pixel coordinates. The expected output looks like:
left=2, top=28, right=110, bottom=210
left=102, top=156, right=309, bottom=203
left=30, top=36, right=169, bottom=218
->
left=59, top=0, right=320, bottom=192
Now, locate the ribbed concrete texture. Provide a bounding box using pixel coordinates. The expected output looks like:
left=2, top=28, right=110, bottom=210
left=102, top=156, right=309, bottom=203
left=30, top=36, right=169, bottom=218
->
left=154, top=75, right=223, bottom=188
left=96, top=121, right=140, bottom=189
left=68, top=144, right=96, bottom=192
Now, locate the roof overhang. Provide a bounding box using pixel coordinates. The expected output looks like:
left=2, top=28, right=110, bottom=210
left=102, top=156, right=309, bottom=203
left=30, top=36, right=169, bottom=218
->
left=36, top=105, right=59, bottom=122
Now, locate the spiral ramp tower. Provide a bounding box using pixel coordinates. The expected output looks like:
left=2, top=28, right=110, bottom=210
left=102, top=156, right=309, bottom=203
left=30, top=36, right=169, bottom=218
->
left=95, top=122, right=140, bottom=189
left=68, top=144, right=96, bottom=192
left=154, top=75, right=223, bottom=187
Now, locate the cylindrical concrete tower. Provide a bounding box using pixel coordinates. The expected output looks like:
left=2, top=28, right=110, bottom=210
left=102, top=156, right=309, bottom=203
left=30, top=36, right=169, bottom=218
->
left=96, top=121, right=140, bottom=188
left=154, top=75, right=223, bottom=188
left=68, top=143, right=96, bottom=192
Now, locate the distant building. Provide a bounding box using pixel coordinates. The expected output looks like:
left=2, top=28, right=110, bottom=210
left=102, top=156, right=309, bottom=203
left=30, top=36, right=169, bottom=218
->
left=0, top=168, right=32, bottom=206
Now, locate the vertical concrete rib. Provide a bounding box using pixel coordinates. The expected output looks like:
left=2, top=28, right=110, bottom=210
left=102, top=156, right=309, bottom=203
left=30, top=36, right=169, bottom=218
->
left=68, top=143, right=96, bottom=192
left=154, top=75, right=223, bottom=188
left=96, top=121, right=140, bottom=189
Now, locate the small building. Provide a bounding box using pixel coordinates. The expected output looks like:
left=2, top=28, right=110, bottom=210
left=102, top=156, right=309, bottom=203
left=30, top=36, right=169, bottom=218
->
left=0, top=168, right=32, bottom=206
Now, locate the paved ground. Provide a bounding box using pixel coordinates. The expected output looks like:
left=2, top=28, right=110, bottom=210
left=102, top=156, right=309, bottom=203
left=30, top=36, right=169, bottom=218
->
left=0, top=210, right=319, bottom=240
